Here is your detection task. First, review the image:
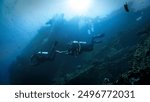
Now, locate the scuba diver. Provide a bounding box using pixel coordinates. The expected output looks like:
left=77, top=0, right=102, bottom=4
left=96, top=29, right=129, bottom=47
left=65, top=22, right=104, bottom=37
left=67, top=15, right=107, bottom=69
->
left=30, top=41, right=58, bottom=66
left=124, top=2, right=129, bottom=12
left=30, top=34, right=104, bottom=65
left=56, top=33, right=105, bottom=57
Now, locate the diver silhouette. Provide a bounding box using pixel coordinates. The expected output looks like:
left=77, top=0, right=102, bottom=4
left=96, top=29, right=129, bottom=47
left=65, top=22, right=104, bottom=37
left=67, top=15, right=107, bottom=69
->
left=56, top=33, right=105, bottom=57
left=124, top=2, right=129, bottom=12
left=30, top=41, right=58, bottom=66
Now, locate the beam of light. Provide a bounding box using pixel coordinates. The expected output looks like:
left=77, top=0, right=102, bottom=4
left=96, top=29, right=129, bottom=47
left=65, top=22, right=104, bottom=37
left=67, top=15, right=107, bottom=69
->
left=67, top=0, right=91, bottom=15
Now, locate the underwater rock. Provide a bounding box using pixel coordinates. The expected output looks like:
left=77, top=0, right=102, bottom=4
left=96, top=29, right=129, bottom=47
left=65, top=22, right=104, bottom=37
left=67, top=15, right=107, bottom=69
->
left=76, top=65, right=82, bottom=69
left=115, top=33, right=150, bottom=85
left=114, top=68, right=150, bottom=85
left=136, top=24, right=150, bottom=37
left=103, top=78, right=112, bottom=85
left=133, top=34, right=150, bottom=70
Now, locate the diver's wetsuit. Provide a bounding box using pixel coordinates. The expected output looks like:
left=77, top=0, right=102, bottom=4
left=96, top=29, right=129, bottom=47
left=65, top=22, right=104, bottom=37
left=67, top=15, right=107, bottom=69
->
left=30, top=41, right=57, bottom=66
left=79, top=42, right=93, bottom=52
left=74, top=34, right=105, bottom=54
left=68, top=41, right=80, bottom=56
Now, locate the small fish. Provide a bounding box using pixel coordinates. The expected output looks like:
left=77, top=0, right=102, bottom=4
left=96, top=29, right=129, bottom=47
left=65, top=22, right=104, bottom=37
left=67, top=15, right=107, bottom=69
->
left=136, top=16, right=142, bottom=21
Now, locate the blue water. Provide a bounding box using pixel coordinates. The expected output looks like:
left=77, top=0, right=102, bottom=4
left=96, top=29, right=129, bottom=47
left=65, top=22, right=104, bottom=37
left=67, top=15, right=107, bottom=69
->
left=0, top=1, right=150, bottom=84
